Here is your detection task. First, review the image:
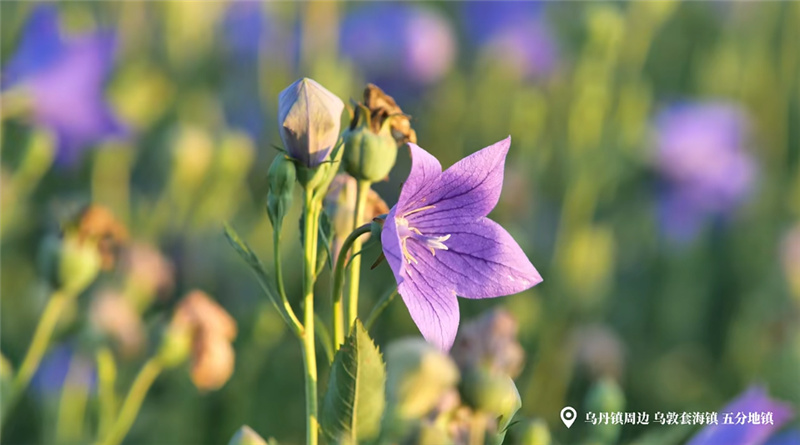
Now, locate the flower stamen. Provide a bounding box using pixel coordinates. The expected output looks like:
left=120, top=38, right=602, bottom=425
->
left=395, top=206, right=451, bottom=265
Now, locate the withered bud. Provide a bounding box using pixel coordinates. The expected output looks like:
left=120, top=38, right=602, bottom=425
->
left=358, top=84, right=417, bottom=146
left=572, top=324, right=625, bottom=381
left=90, top=289, right=145, bottom=358
left=343, top=84, right=416, bottom=182
left=71, top=205, right=128, bottom=270
left=121, top=243, right=175, bottom=304
left=324, top=174, right=390, bottom=259
left=451, top=309, right=525, bottom=378
left=170, top=290, right=238, bottom=391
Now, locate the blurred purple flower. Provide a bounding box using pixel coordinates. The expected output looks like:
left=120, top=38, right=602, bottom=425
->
left=31, top=345, right=95, bottom=396
left=222, top=1, right=266, bottom=60
left=687, top=386, right=793, bottom=445
left=654, top=102, right=756, bottom=241
left=2, top=6, right=127, bottom=166
left=765, top=429, right=800, bottom=445
left=462, top=1, right=559, bottom=79
left=340, top=3, right=456, bottom=88
left=381, top=138, right=542, bottom=351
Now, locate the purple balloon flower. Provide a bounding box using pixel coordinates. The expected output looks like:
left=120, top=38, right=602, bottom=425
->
left=381, top=138, right=543, bottom=351
left=31, top=345, right=96, bottom=396
left=461, top=1, right=559, bottom=79
left=2, top=6, right=127, bottom=166
left=654, top=102, right=756, bottom=241
left=340, top=3, right=456, bottom=88
left=687, top=386, right=794, bottom=445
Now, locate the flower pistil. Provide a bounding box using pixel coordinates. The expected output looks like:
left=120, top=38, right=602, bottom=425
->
left=395, top=206, right=451, bottom=265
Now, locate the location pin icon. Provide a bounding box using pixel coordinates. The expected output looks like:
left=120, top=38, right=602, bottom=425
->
left=561, top=406, right=577, bottom=428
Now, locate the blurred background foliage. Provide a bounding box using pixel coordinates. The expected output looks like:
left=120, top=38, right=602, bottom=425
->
left=0, top=1, right=798, bottom=444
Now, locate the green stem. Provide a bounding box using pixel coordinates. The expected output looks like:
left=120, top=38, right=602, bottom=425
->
left=301, top=189, right=320, bottom=445
left=346, top=180, right=372, bottom=332
left=331, top=223, right=372, bottom=349
left=365, top=288, right=398, bottom=331
left=3, top=291, right=71, bottom=424
left=55, top=357, right=91, bottom=443
left=96, top=347, right=118, bottom=439
left=98, top=358, right=163, bottom=445
left=273, top=222, right=304, bottom=338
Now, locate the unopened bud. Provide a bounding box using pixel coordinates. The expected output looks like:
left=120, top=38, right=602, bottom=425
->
left=228, top=425, right=268, bottom=445
left=39, top=234, right=102, bottom=294
left=266, top=155, right=296, bottom=230
left=460, top=368, right=521, bottom=417
left=343, top=106, right=397, bottom=182
left=343, top=84, right=414, bottom=182
left=278, top=78, right=344, bottom=169
left=519, top=419, right=551, bottom=445
left=385, top=338, right=460, bottom=420
left=584, top=378, right=625, bottom=444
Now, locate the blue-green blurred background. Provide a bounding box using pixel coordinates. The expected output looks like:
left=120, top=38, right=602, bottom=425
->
left=1, top=1, right=798, bottom=444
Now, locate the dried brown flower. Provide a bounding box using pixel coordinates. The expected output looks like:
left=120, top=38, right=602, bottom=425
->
left=451, top=309, right=525, bottom=378
left=90, top=289, right=145, bottom=358
left=353, top=84, right=417, bottom=146
left=121, top=243, right=175, bottom=302
left=172, top=290, right=237, bottom=390
left=73, top=205, right=128, bottom=270
left=324, top=174, right=390, bottom=259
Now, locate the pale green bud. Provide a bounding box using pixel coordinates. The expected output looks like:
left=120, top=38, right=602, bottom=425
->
left=343, top=105, right=398, bottom=182
left=228, top=425, right=268, bottom=445
left=385, top=338, right=460, bottom=421
left=266, top=155, right=296, bottom=230
left=278, top=78, right=344, bottom=169
left=460, top=368, right=521, bottom=417
left=584, top=378, right=625, bottom=444
left=39, top=234, right=102, bottom=294
left=518, top=419, right=551, bottom=445
left=156, top=323, right=192, bottom=369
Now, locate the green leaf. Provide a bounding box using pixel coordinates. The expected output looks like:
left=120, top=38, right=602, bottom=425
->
left=321, top=320, right=386, bottom=443
left=223, top=224, right=284, bottom=321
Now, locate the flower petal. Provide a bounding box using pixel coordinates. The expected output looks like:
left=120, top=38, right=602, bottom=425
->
left=428, top=217, right=542, bottom=299
left=381, top=205, right=406, bottom=284
left=398, top=274, right=460, bottom=351
left=409, top=137, right=510, bottom=228
left=686, top=386, right=794, bottom=445
left=397, top=143, right=443, bottom=213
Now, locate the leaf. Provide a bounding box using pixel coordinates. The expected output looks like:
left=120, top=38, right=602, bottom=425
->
left=321, top=320, right=386, bottom=443
left=223, top=224, right=283, bottom=318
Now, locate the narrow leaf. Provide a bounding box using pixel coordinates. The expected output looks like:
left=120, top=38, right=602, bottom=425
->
left=321, top=320, right=386, bottom=443
left=223, top=224, right=286, bottom=324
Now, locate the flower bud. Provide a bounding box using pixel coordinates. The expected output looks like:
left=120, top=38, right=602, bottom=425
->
left=343, top=84, right=415, bottom=182
left=278, top=77, right=344, bottom=169
left=323, top=174, right=389, bottom=259
left=38, top=205, right=126, bottom=293
left=584, top=378, right=625, bottom=444
left=451, top=308, right=525, bottom=378
left=518, top=419, right=552, bottom=445
left=228, top=426, right=268, bottom=445
left=343, top=107, right=397, bottom=182
left=39, top=234, right=101, bottom=294
left=90, top=289, right=145, bottom=358
left=384, top=338, right=459, bottom=421
left=120, top=243, right=175, bottom=309
left=460, top=368, right=521, bottom=417
left=159, top=290, right=238, bottom=390
left=266, top=155, right=296, bottom=230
